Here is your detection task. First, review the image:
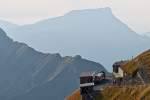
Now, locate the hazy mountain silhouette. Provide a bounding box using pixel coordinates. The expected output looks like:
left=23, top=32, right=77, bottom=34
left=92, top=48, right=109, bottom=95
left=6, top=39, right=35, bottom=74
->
left=0, top=28, right=106, bottom=100
left=5, top=7, right=150, bottom=70
left=0, top=20, right=18, bottom=32
left=142, top=32, right=150, bottom=38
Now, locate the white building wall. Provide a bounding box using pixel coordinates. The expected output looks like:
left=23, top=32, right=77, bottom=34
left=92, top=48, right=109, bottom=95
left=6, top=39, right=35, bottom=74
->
left=113, top=67, right=124, bottom=78
left=118, top=67, right=124, bottom=77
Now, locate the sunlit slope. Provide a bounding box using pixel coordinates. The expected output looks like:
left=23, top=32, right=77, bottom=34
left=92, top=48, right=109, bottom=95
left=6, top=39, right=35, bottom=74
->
left=67, top=49, right=150, bottom=100
left=122, top=49, right=150, bottom=75
left=66, top=90, right=81, bottom=100
left=96, top=85, right=150, bottom=100
left=67, top=85, right=150, bottom=100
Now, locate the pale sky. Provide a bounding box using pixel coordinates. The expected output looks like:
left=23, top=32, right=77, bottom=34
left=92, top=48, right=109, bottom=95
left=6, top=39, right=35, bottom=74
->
left=0, top=0, right=150, bottom=33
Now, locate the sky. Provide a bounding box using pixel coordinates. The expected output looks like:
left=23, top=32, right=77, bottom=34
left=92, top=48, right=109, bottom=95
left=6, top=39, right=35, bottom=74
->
left=0, top=0, right=150, bottom=33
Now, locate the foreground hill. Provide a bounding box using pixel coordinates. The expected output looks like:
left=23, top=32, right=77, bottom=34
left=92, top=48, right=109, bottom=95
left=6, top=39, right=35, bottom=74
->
left=67, top=49, right=150, bottom=100
left=66, top=90, right=81, bottom=100
left=96, top=85, right=150, bottom=100
left=122, top=49, right=150, bottom=75
left=0, top=28, right=107, bottom=100
left=6, top=7, right=150, bottom=70
left=67, top=85, right=150, bottom=100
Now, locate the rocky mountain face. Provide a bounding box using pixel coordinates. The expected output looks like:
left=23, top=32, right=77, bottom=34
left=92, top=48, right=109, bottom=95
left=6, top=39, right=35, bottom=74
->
left=12, top=56, right=105, bottom=100
left=0, top=28, right=106, bottom=100
left=6, top=7, right=150, bottom=70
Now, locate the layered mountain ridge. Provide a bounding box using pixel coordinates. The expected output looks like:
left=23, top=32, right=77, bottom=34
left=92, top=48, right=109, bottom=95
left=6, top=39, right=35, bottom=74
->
left=0, top=28, right=106, bottom=100
left=0, top=20, right=18, bottom=32
left=142, top=32, right=150, bottom=38
left=4, top=7, right=150, bottom=70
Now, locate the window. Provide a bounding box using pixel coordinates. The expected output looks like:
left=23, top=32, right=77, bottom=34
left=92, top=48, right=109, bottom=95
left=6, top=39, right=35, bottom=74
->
left=80, top=76, right=93, bottom=84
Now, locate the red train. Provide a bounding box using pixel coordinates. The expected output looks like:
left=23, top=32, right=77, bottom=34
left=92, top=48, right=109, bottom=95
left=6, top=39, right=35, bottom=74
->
left=94, top=71, right=105, bottom=84
left=80, top=71, right=105, bottom=94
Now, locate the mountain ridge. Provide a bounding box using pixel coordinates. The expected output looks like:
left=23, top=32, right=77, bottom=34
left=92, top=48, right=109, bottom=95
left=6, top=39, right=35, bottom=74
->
left=0, top=20, right=18, bottom=32
left=0, top=28, right=107, bottom=100
left=4, top=7, right=150, bottom=71
left=142, top=32, right=150, bottom=38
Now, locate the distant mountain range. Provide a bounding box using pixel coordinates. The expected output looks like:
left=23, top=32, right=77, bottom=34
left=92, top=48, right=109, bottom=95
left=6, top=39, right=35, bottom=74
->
left=142, top=32, right=150, bottom=38
left=0, top=28, right=106, bottom=100
left=2, top=7, right=150, bottom=71
left=0, top=20, right=18, bottom=31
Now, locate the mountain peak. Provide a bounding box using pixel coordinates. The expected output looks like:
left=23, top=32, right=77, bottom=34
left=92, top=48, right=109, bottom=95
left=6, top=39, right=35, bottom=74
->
left=99, top=7, right=112, bottom=13
left=66, top=7, right=113, bottom=16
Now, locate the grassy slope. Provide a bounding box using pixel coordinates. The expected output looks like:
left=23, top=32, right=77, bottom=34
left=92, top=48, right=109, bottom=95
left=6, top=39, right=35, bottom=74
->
left=67, top=85, right=150, bottom=100
left=66, top=89, right=81, bottom=100
left=67, top=49, right=150, bottom=100
left=96, top=85, right=150, bottom=100
left=122, top=49, right=150, bottom=75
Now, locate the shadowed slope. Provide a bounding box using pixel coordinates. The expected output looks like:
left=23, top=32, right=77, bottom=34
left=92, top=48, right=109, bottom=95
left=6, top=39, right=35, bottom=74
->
left=0, top=28, right=106, bottom=100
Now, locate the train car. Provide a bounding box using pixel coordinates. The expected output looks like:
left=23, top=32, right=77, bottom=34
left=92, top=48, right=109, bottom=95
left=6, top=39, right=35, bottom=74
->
left=94, top=71, right=105, bottom=84
left=80, top=71, right=106, bottom=94
left=80, top=72, right=95, bottom=95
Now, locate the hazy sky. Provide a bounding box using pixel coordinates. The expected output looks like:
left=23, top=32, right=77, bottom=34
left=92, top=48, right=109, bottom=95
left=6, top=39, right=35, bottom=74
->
left=0, top=0, right=149, bottom=33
